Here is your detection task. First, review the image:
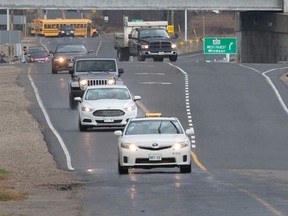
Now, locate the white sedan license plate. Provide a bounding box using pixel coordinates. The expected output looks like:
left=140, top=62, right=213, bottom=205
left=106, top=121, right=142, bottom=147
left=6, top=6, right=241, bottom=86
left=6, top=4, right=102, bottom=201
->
left=104, top=117, right=114, bottom=122
left=159, top=52, right=164, bottom=55
left=149, top=154, right=162, bottom=161
left=68, top=62, right=73, bottom=67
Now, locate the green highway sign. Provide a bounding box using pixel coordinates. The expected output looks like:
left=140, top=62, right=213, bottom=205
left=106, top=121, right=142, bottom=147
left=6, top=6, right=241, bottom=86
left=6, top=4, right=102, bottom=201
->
left=204, top=37, right=237, bottom=54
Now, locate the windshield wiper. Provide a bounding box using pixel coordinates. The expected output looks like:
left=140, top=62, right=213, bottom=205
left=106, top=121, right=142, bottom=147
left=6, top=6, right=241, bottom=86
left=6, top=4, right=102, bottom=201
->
left=157, top=121, right=163, bottom=134
left=170, top=121, right=180, bottom=134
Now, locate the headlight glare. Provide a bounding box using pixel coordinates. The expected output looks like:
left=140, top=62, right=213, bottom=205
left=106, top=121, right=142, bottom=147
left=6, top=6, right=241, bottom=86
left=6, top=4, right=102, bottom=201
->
left=141, top=44, right=149, bottom=49
left=121, top=143, right=139, bottom=151
left=79, top=79, right=88, bottom=90
left=172, top=142, right=188, bottom=150
left=171, top=43, right=177, bottom=49
left=107, top=79, right=115, bottom=85
left=55, top=57, right=65, bottom=62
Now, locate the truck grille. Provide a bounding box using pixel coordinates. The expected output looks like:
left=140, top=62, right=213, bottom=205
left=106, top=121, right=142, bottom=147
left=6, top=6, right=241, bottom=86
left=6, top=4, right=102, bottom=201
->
left=93, top=109, right=125, bottom=117
left=88, top=79, right=108, bottom=86
left=150, top=41, right=171, bottom=50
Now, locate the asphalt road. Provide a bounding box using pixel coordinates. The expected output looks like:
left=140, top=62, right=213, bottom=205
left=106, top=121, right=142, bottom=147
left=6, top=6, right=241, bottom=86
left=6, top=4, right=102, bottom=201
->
left=25, top=36, right=288, bottom=215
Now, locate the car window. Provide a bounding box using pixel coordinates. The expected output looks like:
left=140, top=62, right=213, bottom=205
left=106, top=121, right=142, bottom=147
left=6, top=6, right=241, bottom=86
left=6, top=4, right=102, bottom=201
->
left=76, top=60, right=116, bottom=72
left=139, top=29, right=169, bottom=39
left=85, top=88, right=130, bottom=100
left=28, top=46, right=45, bottom=54
left=30, top=51, right=48, bottom=56
left=55, top=44, right=87, bottom=53
left=125, top=120, right=183, bottom=135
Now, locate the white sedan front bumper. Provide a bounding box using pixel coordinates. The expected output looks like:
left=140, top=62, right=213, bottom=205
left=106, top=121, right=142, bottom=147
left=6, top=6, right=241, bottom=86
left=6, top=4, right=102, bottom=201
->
left=119, top=146, right=191, bottom=168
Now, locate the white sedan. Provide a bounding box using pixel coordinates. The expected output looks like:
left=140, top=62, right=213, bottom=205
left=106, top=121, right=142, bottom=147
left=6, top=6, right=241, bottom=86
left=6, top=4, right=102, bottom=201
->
left=74, top=85, right=141, bottom=131
left=114, top=114, right=194, bottom=174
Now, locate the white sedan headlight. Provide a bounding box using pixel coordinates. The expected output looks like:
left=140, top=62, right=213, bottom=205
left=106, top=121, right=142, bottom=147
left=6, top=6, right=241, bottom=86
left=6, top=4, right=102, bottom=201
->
left=124, top=104, right=136, bottom=111
left=172, top=142, right=188, bottom=150
left=79, top=79, right=88, bottom=90
left=121, top=143, right=139, bottom=151
left=141, top=44, right=149, bottom=49
left=171, top=43, right=177, bottom=49
left=81, top=105, right=93, bottom=112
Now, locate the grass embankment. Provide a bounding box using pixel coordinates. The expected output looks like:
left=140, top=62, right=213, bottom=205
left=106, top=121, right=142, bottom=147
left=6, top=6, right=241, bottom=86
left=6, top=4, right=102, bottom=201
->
left=0, top=168, right=26, bottom=201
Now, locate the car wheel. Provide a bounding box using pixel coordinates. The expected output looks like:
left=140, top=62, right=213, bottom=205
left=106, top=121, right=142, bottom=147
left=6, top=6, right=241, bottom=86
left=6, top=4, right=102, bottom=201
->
left=180, top=163, right=191, bottom=173
left=52, top=69, right=57, bottom=74
left=69, top=94, right=77, bottom=109
left=78, top=119, right=87, bottom=132
left=169, top=55, right=178, bottom=62
left=137, top=52, right=145, bottom=62
left=118, top=161, right=128, bottom=175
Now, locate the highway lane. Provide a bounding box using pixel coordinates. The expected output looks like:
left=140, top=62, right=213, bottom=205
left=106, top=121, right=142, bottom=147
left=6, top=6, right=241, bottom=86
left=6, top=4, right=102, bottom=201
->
left=26, top=36, right=288, bottom=215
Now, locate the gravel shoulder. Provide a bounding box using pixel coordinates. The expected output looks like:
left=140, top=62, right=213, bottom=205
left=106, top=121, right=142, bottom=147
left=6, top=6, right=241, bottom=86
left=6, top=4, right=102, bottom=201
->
left=0, top=65, right=83, bottom=215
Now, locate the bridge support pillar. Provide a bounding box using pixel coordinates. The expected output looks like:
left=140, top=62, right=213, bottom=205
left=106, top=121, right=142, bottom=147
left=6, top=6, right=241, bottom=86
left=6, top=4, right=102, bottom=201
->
left=236, top=11, right=288, bottom=63
left=284, top=0, right=288, bottom=12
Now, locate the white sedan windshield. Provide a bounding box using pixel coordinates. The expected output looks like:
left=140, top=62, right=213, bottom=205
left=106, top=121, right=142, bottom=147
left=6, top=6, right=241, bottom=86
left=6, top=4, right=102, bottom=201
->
left=126, top=120, right=183, bottom=135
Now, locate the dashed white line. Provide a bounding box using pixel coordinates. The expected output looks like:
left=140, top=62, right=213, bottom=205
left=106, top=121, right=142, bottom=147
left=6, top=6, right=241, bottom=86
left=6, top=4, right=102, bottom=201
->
left=168, top=63, right=196, bottom=147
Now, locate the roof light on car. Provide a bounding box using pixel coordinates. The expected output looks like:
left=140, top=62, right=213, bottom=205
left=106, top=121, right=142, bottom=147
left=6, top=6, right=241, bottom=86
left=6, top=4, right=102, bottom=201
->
left=145, top=113, right=162, bottom=117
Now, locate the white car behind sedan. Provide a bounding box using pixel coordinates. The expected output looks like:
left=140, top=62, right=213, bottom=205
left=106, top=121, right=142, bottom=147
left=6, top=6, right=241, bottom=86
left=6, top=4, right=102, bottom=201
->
left=75, top=85, right=141, bottom=131
left=114, top=114, right=195, bottom=174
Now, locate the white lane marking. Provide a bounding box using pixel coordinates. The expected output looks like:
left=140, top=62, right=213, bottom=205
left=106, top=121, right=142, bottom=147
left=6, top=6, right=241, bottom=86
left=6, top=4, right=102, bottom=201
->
left=239, top=64, right=288, bottom=115
left=135, top=72, right=165, bottom=75
left=95, top=40, right=102, bottom=56
left=139, top=82, right=171, bottom=85
left=168, top=63, right=196, bottom=148
left=28, top=68, right=74, bottom=170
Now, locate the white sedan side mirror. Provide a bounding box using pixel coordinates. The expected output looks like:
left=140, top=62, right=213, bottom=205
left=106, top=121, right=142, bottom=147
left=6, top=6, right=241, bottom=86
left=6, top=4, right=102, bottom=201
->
left=186, top=128, right=195, bottom=135
left=114, top=130, right=123, bottom=136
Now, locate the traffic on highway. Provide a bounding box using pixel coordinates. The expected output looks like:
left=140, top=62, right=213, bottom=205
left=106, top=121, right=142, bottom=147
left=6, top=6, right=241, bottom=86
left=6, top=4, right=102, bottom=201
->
left=20, top=9, right=288, bottom=216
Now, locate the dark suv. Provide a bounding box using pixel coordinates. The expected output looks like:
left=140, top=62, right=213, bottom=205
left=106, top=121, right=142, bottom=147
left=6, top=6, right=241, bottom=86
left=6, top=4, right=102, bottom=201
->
left=50, top=43, right=93, bottom=74
left=58, top=25, right=75, bottom=37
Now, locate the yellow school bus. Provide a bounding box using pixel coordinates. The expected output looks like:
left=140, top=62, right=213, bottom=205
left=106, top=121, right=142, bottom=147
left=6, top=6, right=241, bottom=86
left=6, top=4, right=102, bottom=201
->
left=31, top=18, right=98, bottom=37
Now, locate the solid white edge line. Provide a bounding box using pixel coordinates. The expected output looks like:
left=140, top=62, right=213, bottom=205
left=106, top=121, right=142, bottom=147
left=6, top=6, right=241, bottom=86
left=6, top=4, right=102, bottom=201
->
left=239, top=64, right=288, bottom=115
left=28, top=68, right=74, bottom=171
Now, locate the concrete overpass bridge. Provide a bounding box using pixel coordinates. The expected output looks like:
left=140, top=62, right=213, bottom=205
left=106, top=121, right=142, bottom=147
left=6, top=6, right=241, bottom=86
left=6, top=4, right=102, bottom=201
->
left=1, top=0, right=288, bottom=63
left=0, top=0, right=285, bottom=11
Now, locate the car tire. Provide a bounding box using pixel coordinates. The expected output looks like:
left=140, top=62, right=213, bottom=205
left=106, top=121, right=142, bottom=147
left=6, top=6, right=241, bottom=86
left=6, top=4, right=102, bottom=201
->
left=169, top=55, right=178, bottom=62
left=180, top=163, right=191, bottom=173
left=69, top=94, right=77, bottom=109
left=78, top=119, right=87, bottom=132
left=52, top=69, right=57, bottom=74
left=137, top=52, right=145, bottom=62
left=118, top=161, right=128, bottom=174
left=118, top=48, right=130, bottom=61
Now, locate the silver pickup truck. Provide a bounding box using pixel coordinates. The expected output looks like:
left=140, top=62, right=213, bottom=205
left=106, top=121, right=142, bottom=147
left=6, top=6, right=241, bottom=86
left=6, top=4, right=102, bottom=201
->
left=68, top=57, right=124, bottom=109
